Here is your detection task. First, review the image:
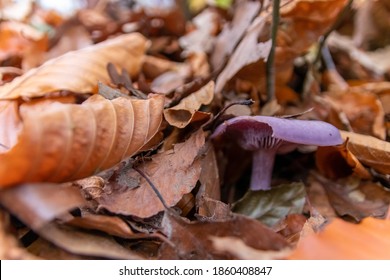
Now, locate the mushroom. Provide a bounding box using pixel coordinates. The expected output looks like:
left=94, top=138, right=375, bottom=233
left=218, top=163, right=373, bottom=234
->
left=210, top=116, right=343, bottom=191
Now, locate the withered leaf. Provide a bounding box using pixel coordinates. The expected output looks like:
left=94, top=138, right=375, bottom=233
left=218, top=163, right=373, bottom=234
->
left=97, top=129, right=206, bottom=218
left=0, top=209, right=38, bottom=259
left=66, top=215, right=136, bottom=239
left=340, top=130, right=390, bottom=174
left=37, top=223, right=143, bottom=259
left=211, top=0, right=261, bottom=70
left=289, top=217, right=390, bottom=259
left=319, top=177, right=390, bottom=221
left=159, top=211, right=289, bottom=260
left=0, top=183, right=85, bottom=230
left=164, top=81, right=214, bottom=128
left=232, top=182, right=306, bottom=227
left=0, top=94, right=164, bottom=187
left=0, top=33, right=147, bottom=99
left=210, top=236, right=292, bottom=260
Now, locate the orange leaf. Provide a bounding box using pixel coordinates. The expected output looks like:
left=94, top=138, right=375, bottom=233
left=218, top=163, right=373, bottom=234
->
left=0, top=33, right=148, bottom=100
left=340, top=130, right=390, bottom=174
left=0, top=94, right=164, bottom=187
left=289, top=217, right=390, bottom=259
left=163, top=81, right=214, bottom=128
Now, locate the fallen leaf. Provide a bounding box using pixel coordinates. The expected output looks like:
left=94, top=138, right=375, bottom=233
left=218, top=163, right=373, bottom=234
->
left=232, top=182, right=306, bottom=227
left=96, top=129, right=206, bottom=218
left=340, top=130, right=390, bottom=174
left=210, top=0, right=261, bottom=70
left=215, top=15, right=271, bottom=93
left=316, top=141, right=371, bottom=180
left=164, top=81, right=214, bottom=128
left=37, top=223, right=143, bottom=259
left=158, top=211, right=289, bottom=259
left=0, top=183, right=85, bottom=230
left=0, top=209, right=38, bottom=259
left=65, top=214, right=136, bottom=239
left=323, top=90, right=385, bottom=139
left=273, top=214, right=307, bottom=245
left=318, top=176, right=390, bottom=221
left=0, top=21, right=48, bottom=66
left=179, top=8, right=220, bottom=54
left=0, top=93, right=164, bottom=187
left=0, top=33, right=148, bottom=100
left=210, top=236, right=292, bottom=260
left=289, top=217, right=390, bottom=259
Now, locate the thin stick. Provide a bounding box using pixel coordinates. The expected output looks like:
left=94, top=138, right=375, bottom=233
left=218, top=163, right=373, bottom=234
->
left=133, top=167, right=170, bottom=210
left=314, top=0, right=354, bottom=65
left=266, top=0, right=280, bottom=102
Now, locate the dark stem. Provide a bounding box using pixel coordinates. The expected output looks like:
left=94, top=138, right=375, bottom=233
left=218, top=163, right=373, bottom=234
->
left=266, top=0, right=280, bottom=102
left=314, top=0, right=354, bottom=65
left=0, top=143, right=9, bottom=150
left=250, top=148, right=277, bottom=191
left=133, top=167, right=170, bottom=210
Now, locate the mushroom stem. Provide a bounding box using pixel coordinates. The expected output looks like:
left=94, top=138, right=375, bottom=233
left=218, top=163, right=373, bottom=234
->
left=250, top=148, right=277, bottom=191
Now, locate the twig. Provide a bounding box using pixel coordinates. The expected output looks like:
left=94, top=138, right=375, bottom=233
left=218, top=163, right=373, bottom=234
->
left=202, top=99, right=254, bottom=131
left=314, top=0, right=354, bottom=65
left=266, top=0, right=280, bottom=102
left=133, top=167, right=170, bottom=210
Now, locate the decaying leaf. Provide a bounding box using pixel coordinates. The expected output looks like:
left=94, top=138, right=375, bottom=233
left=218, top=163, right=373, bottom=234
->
left=340, top=130, right=390, bottom=174
left=289, top=217, right=390, bottom=259
left=0, top=183, right=85, bottom=230
left=318, top=176, right=390, bottom=221
left=210, top=236, right=292, bottom=260
left=96, top=129, right=206, bottom=218
left=36, top=223, right=143, bottom=259
left=0, top=33, right=148, bottom=100
left=232, top=182, right=306, bottom=227
left=316, top=141, right=371, bottom=180
left=211, top=0, right=261, bottom=70
left=0, top=94, right=164, bottom=187
left=164, top=81, right=214, bottom=128
left=0, top=209, right=38, bottom=260
left=158, top=211, right=289, bottom=259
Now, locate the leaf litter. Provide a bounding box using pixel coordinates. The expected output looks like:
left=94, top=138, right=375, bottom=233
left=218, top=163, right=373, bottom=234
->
left=0, top=0, right=390, bottom=260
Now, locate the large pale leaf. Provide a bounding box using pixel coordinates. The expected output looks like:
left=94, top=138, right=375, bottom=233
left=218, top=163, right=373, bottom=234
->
left=340, top=130, right=390, bottom=174
left=0, top=33, right=148, bottom=100
left=232, top=182, right=306, bottom=227
left=0, top=94, right=164, bottom=187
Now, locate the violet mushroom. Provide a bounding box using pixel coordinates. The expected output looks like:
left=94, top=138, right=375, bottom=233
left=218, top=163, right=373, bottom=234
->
left=211, top=116, right=342, bottom=191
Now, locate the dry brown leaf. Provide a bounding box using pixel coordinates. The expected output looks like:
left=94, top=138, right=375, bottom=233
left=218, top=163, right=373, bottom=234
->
left=0, top=209, right=38, bottom=260
left=215, top=15, right=271, bottom=94
left=340, top=130, right=390, bottom=174
left=0, top=183, right=85, bottom=230
left=210, top=0, right=261, bottom=70
left=316, top=141, right=371, bottom=180
left=0, top=94, right=164, bottom=187
left=323, top=91, right=385, bottom=139
left=37, top=223, right=143, bottom=259
left=319, top=176, right=390, bottom=221
left=0, top=33, right=148, bottom=100
left=164, top=81, right=214, bottom=128
left=65, top=214, right=137, bottom=239
left=96, top=129, right=206, bottom=218
left=179, top=8, right=220, bottom=54
left=0, top=21, right=48, bottom=66
left=210, top=236, right=292, bottom=260
left=158, top=211, right=289, bottom=259
left=289, top=217, right=390, bottom=259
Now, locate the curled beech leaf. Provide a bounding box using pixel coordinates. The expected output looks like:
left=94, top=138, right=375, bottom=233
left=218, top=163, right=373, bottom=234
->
left=0, top=33, right=148, bottom=100
left=0, top=94, right=164, bottom=187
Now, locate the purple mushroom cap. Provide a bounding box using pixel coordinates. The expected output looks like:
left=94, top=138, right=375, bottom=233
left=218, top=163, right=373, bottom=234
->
left=211, top=116, right=343, bottom=191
